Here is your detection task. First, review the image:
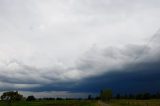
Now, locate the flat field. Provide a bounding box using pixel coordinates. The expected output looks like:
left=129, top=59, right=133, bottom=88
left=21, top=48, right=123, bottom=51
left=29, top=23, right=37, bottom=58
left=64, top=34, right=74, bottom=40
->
left=110, top=99, right=160, bottom=106
left=0, top=100, right=98, bottom=106
left=1, top=99, right=160, bottom=106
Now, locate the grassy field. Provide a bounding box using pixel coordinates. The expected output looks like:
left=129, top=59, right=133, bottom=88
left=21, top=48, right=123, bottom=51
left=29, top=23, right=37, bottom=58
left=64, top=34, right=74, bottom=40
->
left=1, top=99, right=160, bottom=106
left=110, top=99, right=160, bottom=106
left=0, top=100, right=99, bottom=106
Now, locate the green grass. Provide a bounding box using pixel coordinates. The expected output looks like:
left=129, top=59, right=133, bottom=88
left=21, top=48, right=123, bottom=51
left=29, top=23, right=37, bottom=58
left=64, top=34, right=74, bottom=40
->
left=110, top=99, right=160, bottom=106
left=0, top=100, right=98, bottom=106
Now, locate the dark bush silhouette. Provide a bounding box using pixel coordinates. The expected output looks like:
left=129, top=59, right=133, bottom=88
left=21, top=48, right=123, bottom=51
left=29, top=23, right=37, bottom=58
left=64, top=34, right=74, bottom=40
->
left=26, top=95, right=36, bottom=101
left=116, top=94, right=121, bottom=99
left=143, top=93, right=151, bottom=99
left=95, top=96, right=100, bottom=100
left=88, top=95, right=92, bottom=100
left=56, top=97, right=63, bottom=100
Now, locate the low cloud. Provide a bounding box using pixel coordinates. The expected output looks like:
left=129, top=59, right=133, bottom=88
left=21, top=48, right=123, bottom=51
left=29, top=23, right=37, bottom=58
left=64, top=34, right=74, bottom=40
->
left=0, top=32, right=159, bottom=94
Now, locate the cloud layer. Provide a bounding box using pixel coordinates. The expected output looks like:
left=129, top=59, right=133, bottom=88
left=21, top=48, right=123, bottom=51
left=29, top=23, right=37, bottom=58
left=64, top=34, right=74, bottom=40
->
left=0, top=0, right=160, bottom=97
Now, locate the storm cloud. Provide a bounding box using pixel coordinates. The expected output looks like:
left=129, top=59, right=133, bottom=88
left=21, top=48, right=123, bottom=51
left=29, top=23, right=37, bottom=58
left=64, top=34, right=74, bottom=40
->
left=0, top=0, right=160, bottom=97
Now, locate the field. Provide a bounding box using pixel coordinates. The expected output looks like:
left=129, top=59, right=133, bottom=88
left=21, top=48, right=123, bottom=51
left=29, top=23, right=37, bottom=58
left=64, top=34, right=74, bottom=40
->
left=0, top=100, right=98, bottom=106
left=110, top=99, right=160, bottom=106
left=1, top=99, right=160, bottom=106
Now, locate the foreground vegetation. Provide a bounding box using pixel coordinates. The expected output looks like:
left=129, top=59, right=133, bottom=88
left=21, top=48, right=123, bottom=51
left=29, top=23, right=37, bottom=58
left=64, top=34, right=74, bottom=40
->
left=2, top=99, right=159, bottom=106
left=0, top=100, right=98, bottom=106
left=110, top=99, right=160, bottom=106
left=1, top=90, right=160, bottom=106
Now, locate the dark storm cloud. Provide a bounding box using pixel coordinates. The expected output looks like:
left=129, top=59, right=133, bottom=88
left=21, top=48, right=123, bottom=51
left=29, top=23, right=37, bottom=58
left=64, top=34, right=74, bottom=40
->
left=20, top=35, right=160, bottom=94
left=77, top=59, right=160, bottom=93
left=0, top=31, right=159, bottom=95
left=24, top=56, right=160, bottom=94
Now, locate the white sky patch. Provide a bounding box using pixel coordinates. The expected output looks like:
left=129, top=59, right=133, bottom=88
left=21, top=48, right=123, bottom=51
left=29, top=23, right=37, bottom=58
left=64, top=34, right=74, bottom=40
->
left=19, top=91, right=97, bottom=98
left=0, top=0, right=160, bottom=92
left=0, top=82, right=40, bottom=90
left=13, top=84, right=41, bottom=88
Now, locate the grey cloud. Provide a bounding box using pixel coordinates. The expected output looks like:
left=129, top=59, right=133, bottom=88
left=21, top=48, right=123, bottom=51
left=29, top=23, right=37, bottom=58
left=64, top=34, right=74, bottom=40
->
left=0, top=29, right=159, bottom=91
left=0, top=0, right=160, bottom=96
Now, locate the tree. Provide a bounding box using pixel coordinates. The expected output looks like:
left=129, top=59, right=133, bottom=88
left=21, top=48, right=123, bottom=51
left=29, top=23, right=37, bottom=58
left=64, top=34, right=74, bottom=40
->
left=100, top=89, right=112, bottom=102
left=1, top=91, right=23, bottom=106
left=156, top=92, right=160, bottom=99
left=1, top=91, right=23, bottom=102
left=143, top=93, right=151, bottom=100
left=26, top=95, right=36, bottom=101
left=129, top=94, right=135, bottom=99
left=88, top=94, right=92, bottom=100
left=116, top=94, right=120, bottom=99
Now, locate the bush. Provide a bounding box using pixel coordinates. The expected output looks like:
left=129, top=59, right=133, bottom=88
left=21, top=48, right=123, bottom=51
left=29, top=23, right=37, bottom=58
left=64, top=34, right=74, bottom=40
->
left=26, top=95, right=36, bottom=101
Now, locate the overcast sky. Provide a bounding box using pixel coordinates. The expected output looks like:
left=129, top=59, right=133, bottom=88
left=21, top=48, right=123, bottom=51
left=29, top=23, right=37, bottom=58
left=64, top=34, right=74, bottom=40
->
left=0, top=0, right=160, bottom=98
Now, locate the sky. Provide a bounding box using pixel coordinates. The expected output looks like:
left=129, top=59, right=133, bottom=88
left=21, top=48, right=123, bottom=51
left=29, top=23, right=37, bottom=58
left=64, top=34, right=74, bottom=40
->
left=0, top=0, right=160, bottom=98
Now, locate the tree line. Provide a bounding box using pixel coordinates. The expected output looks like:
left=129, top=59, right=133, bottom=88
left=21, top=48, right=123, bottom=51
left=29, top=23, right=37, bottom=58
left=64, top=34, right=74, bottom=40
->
left=99, top=89, right=160, bottom=101
left=0, top=91, right=36, bottom=102
left=1, top=90, right=160, bottom=103
left=114, top=92, right=160, bottom=100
